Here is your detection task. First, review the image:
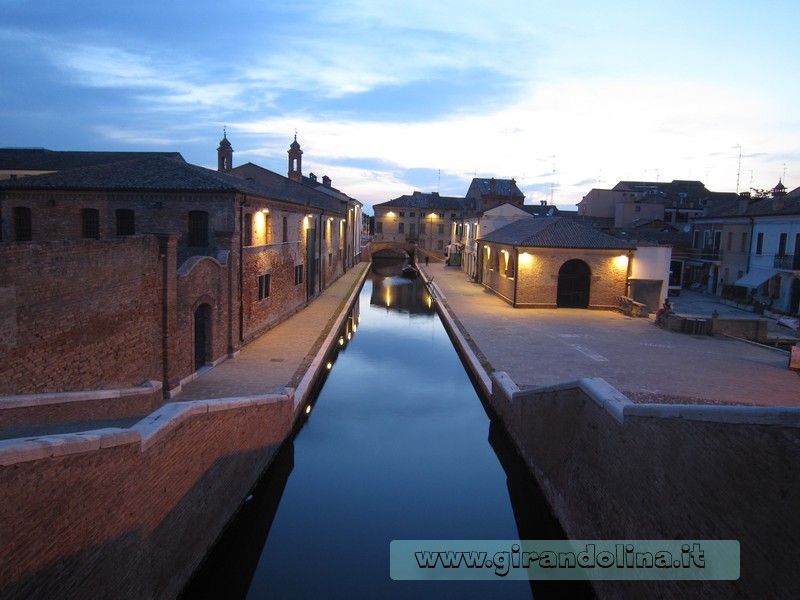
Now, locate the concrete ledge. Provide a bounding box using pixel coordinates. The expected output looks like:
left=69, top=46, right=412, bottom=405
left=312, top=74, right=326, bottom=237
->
left=293, top=265, right=370, bottom=411
left=626, top=403, right=800, bottom=426
left=0, top=428, right=141, bottom=466
left=0, top=381, right=162, bottom=410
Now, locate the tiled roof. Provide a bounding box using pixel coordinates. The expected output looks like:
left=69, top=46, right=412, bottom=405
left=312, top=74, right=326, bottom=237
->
left=480, top=217, right=634, bottom=250
left=699, top=185, right=800, bottom=218
left=229, top=163, right=347, bottom=212
left=466, top=177, right=523, bottom=198
left=374, top=191, right=467, bottom=211
left=0, top=148, right=184, bottom=171
left=0, top=156, right=348, bottom=214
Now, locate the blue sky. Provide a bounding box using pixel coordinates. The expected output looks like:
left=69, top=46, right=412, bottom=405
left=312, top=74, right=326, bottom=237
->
left=2, top=0, right=798, bottom=213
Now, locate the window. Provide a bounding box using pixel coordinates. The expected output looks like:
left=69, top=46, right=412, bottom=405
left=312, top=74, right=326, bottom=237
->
left=328, top=252, right=332, bottom=265
left=778, top=232, right=787, bottom=256
left=244, top=213, right=253, bottom=246
left=283, top=216, right=288, bottom=242
left=635, top=205, right=641, bottom=213
left=437, top=239, right=443, bottom=250
left=505, top=253, right=516, bottom=279
left=409, top=223, right=416, bottom=237
left=713, top=230, right=721, bottom=251
left=419, top=222, right=426, bottom=234
left=399, top=212, right=405, bottom=217
left=726, top=231, right=733, bottom=252
left=451, top=213, right=456, bottom=218
left=741, top=233, right=748, bottom=253
left=409, top=212, right=415, bottom=217
left=398, top=222, right=405, bottom=233
left=258, top=273, right=271, bottom=300
left=692, top=230, right=700, bottom=249
left=13, top=207, right=32, bottom=241
left=702, top=230, right=711, bottom=248
left=81, top=208, right=100, bottom=239
left=438, top=223, right=444, bottom=234
left=294, top=264, right=304, bottom=285
left=115, top=209, right=135, bottom=236
left=188, top=210, right=209, bottom=247
left=376, top=221, right=383, bottom=233
left=755, top=232, right=764, bottom=255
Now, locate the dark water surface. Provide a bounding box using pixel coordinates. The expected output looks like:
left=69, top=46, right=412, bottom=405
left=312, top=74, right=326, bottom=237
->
left=182, top=266, right=591, bottom=599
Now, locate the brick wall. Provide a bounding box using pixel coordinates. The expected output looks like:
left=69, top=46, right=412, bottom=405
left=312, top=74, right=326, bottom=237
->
left=491, top=374, right=800, bottom=599
left=0, top=394, right=295, bottom=600
left=513, top=249, right=628, bottom=308
left=0, top=237, right=162, bottom=395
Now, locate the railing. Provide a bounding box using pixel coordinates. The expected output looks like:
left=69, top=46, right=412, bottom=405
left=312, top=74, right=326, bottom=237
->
left=774, top=254, right=800, bottom=270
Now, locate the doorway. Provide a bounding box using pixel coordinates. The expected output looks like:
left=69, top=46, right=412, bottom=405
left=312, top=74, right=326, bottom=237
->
left=557, top=259, right=591, bottom=308
left=194, top=303, right=211, bottom=371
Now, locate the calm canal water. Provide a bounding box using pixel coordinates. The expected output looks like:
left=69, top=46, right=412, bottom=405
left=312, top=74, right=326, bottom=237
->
left=182, top=263, right=592, bottom=599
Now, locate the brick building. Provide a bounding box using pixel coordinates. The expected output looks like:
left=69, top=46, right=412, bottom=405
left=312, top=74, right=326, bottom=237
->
left=0, top=137, right=362, bottom=397
left=477, top=217, right=635, bottom=309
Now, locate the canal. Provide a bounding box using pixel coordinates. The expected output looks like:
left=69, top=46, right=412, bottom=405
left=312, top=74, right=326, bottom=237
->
left=182, top=263, right=591, bottom=599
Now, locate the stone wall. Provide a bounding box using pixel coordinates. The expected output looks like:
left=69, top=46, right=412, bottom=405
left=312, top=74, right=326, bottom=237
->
left=0, top=237, right=162, bottom=395
left=490, top=373, right=800, bottom=599
left=0, top=393, right=295, bottom=600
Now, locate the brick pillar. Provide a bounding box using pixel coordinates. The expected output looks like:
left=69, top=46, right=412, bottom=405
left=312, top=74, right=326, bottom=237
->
left=214, top=230, right=240, bottom=357
left=158, top=233, right=180, bottom=398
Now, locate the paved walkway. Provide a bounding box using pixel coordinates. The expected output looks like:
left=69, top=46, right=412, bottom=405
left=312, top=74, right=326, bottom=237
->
left=421, top=260, right=800, bottom=407
left=176, top=262, right=370, bottom=401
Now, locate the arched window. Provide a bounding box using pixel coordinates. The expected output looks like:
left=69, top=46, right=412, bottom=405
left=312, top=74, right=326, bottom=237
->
left=505, top=253, right=516, bottom=279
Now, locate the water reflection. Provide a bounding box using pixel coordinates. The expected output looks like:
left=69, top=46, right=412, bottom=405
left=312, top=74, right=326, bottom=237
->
left=370, top=268, right=434, bottom=316
left=182, top=262, right=590, bottom=599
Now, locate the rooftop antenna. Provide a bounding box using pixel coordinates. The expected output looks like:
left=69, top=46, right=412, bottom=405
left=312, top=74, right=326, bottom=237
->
left=437, top=169, right=441, bottom=194
left=732, top=144, right=742, bottom=193
left=538, top=155, right=556, bottom=204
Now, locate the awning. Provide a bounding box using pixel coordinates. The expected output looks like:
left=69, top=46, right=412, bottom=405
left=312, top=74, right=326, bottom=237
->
left=734, top=268, right=778, bottom=288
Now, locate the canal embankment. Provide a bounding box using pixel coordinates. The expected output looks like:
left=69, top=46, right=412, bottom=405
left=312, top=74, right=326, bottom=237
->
left=0, top=262, right=371, bottom=600
left=421, top=259, right=800, bottom=599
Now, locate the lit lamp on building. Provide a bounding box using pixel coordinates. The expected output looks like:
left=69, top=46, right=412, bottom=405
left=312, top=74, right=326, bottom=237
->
left=428, top=212, right=436, bottom=249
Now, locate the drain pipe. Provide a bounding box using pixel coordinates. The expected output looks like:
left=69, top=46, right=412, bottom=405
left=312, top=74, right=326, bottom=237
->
left=239, top=194, right=246, bottom=344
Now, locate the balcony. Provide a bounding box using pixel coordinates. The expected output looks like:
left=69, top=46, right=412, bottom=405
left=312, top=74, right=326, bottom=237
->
left=774, top=254, right=800, bottom=270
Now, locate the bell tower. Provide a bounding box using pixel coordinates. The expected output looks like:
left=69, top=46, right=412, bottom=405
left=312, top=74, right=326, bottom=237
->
left=288, top=133, right=303, bottom=182
left=217, top=128, right=233, bottom=171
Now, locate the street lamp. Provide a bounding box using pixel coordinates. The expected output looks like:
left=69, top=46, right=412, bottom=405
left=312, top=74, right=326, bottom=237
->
left=428, top=212, right=436, bottom=250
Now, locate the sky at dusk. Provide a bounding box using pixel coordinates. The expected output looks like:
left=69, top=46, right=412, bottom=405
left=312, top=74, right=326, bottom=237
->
left=2, top=0, right=798, bottom=213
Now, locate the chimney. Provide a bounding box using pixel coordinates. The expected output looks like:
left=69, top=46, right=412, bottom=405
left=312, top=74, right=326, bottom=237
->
left=322, top=175, right=332, bottom=188
left=490, top=177, right=496, bottom=195
left=738, top=192, right=751, bottom=214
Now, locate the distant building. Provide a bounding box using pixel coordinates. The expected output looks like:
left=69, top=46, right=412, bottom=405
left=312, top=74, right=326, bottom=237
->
left=464, top=177, right=524, bottom=211
left=372, top=191, right=465, bottom=253
left=577, top=180, right=737, bottom=227
left=690, top=181, right=800, bottom=314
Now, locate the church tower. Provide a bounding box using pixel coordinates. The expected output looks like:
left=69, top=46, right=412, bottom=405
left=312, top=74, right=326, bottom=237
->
left=217, top=129, right=233, bottom=172
left=288, top=134, right=303, bottom=183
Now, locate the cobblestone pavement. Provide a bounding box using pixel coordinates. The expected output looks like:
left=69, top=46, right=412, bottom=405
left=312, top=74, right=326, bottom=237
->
left=421, top=260, right=800, bottom=407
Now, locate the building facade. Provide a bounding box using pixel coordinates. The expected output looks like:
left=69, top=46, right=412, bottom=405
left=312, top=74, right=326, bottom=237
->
left=0, top=137, right=361, bottom=397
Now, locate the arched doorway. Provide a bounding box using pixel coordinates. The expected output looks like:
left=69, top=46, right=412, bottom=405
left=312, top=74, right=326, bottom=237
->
left=194, top=303, right=211, bottom=371
left=557, top=260, right=591, bottom=308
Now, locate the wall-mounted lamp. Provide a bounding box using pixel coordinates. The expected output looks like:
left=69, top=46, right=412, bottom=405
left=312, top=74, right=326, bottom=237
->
left=260, top=208, right=269, bottom=214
